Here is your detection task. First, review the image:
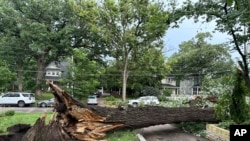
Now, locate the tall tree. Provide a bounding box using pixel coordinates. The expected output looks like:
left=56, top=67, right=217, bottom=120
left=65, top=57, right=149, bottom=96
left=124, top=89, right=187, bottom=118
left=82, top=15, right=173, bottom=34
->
left=0, top=0, right=29, bottom=91
left=177, top=0, right=250, bottom=88
left=72, top=0, right=169, bottom=101
left=102, top=45, right=169, bottom=97
left=1, top=0, right=75, bottom=95
left=167, top=32, right=234, bottom=80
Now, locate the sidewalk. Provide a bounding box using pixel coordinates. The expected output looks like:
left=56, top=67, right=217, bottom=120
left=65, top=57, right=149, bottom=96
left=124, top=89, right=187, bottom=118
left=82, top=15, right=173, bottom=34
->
left=139, top=124, right=210, bottom=141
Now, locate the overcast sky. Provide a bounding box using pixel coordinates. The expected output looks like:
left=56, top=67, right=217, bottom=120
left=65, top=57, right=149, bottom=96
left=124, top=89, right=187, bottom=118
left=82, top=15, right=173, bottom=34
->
left=162, top=0, right=240, bottom=61
left=163, top=18, right=231, bottom=55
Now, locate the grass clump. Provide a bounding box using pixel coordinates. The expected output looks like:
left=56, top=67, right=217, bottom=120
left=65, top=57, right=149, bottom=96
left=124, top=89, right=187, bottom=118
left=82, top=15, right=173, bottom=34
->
left=106, top=130, right=138, bottom=141
left=177, top=122, right=207, bottom=138
left=4, top=110, right=15, bottom=116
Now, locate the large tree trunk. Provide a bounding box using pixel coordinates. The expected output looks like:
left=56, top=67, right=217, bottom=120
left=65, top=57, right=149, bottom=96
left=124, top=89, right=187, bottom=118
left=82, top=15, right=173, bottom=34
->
left=4, top=82, right=217, bottom=141
left=35, top=54, right=46, bottom=97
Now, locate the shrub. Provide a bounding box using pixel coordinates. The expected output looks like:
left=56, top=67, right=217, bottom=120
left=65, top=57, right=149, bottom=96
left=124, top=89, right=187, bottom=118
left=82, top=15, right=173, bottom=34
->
left=177, top=122, right=207, bottom=137
left=217, top=120, right=236, bottom=130
left=104, top=96, right=116, bottom=101
left=230, top=71, right=249, bottom=123
left=158, top=95, right=168, bottom=102
left=141, top=86, right=161, bottom=96
left=163, top=89, right=172, bottom=96
left=215, top=69, right=250, bottom=123
left=4, top=110, right=15, bottom=116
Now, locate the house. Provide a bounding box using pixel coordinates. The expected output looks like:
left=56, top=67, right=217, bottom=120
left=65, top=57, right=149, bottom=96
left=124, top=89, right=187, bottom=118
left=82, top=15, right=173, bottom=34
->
left=161, top=74, right=201, bottom=96
left=179, top=74, right=201, bottom=95
left=44, top=61, right=70, bottom=85
left=161, top=75, right=179, bottom=95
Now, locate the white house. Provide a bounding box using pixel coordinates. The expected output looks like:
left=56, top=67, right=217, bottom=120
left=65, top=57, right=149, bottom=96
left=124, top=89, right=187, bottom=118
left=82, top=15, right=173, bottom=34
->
left=44, top=61, right=70, bottom=84
left=162, top=74, right=201, bottom=96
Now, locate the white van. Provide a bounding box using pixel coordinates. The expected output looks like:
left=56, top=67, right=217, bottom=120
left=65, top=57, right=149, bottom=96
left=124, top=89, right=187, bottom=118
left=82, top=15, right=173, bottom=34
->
left=0, top=92, right=36, bottom=107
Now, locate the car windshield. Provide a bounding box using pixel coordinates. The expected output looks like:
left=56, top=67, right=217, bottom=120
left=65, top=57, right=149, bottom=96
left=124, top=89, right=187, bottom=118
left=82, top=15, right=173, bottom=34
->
left=88, top=96, right=96, bottom=99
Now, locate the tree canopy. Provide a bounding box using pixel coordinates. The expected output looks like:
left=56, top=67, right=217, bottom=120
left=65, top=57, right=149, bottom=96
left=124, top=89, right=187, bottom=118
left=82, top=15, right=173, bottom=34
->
left=168, top=32, right=234, bottom=79
left=91, top=0, right=170, bottom=101
left=175, top=0, right=250, bottom=88
left=62, top=48, right=103, bottom=100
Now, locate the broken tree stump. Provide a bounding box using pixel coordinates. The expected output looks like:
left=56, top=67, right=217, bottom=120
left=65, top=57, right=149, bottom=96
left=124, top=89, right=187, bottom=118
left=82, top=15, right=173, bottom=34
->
left=18, top=82, right=218, bottom=141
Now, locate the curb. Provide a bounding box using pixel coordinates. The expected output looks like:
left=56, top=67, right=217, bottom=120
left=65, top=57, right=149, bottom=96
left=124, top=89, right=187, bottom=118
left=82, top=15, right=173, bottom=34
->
left=136, top=134, right=147, bottom=141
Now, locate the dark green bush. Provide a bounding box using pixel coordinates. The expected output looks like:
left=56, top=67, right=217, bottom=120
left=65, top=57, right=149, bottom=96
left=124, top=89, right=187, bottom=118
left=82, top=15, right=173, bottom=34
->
left=158, top=95, right=168, bottom=101
left=177, top=122, right=207, bottom=137
left=217, top=120, right=236, bottom=130
left=104, top=96, right=116, bottom=101
left=163, top=89, right=172, bottom=96
left=141, top=86, right=161, bottom=96
left=4, top=110, right=15, bottom=116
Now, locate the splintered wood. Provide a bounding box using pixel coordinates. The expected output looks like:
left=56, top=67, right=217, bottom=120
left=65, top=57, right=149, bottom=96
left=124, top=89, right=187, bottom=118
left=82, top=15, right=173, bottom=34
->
left=47, top=82, right=123, bottom=141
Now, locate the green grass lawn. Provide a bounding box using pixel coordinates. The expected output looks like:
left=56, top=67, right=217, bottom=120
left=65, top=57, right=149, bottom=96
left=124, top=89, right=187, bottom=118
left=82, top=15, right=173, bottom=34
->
left=0, top=112, right=52, bottom=132
left=0, top=112, right=138, bottom=141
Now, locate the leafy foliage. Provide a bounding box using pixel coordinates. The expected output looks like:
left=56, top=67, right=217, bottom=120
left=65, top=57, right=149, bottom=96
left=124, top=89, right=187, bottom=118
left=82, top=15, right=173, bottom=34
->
left=201, top=73, right=234, bottom=96
left=215, top=68, right=250, bottom=123
left=141, top=86, right=161, bottom=96
left=168, top=32, right=234, bottom=80
left=61, top=48, right=103, bottom=100
left=215, top=92, right=232, bottom=120
left=71, top=0, right=170, bottom=101
left=177, top=122, right=207, bottom=138
left=0, top=61, right=15, bottom=90
left=0, top=0, right=77, bottom=94
left=177, top=0, right=250, bottom=88
left=4, top=110, right=15, bottom=117
left=230, top=69, right=250, bottom=123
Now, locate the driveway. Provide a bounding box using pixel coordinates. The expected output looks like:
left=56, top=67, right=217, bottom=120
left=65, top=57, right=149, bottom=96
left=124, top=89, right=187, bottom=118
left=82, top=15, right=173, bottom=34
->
left=140, top=124, right=210, bottom=141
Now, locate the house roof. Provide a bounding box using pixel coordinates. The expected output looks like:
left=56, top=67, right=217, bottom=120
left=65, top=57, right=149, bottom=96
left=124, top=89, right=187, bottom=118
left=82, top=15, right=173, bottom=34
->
left=45, top=61, right=71, bottom=80
left=162, top=84, right=179, bottom=88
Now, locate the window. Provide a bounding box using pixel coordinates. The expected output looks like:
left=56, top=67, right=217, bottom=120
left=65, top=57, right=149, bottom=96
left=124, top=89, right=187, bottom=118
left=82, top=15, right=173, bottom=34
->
left=12, top=94, right=20, bottom=97
left=3, top=94, right=11, bottom=97
left=194, top=77, right=200, bottom=85
left=193, top=87, right=201, bottom=95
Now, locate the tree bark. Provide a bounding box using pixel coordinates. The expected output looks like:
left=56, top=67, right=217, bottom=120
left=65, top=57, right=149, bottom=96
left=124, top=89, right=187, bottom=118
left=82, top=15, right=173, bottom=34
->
left=35, top=54, right=46, bottom=97
left=17, top=82, right=218, bottom=141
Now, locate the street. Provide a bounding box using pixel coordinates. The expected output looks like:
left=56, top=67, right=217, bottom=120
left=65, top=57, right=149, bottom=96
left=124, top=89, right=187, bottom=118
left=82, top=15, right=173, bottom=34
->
left=140, top=124, right=210, bottom=141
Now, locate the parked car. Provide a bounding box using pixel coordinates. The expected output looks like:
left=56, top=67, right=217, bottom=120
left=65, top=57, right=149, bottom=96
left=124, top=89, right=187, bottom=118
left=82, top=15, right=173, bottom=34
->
left=93, top=90, right=102, bottom=98
left=128, top=96, right=160, bottom=107
left=87, top=95, right=98, bottom=105
left=0, top=92, right=36, bottom=107
left=37, top=98, right=55, bottom=107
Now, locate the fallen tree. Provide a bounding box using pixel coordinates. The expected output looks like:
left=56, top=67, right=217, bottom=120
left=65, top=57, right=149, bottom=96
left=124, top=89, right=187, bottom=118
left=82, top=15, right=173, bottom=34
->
left=2, top=82, right=218, bottom=141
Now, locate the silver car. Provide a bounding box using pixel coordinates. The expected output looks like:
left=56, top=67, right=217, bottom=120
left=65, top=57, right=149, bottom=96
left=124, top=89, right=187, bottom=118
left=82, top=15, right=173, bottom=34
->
left=37, top=98, right=55, bottom=107
left=128, top=96, right=160, bottom=107
left=87, top=95, right=98, bottom=105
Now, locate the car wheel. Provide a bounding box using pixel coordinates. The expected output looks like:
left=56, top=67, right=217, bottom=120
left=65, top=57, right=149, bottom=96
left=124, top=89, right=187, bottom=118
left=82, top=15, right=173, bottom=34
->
left=18, top=101, right=25, bottom=107
left=40, top=103, right=47, bottom=108
left=132, top=103, right=138, bottom=107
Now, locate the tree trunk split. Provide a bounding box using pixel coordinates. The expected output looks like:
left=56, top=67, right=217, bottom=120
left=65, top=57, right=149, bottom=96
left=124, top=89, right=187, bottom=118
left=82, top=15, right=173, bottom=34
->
left=2, top=82, right=218, bottom=141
